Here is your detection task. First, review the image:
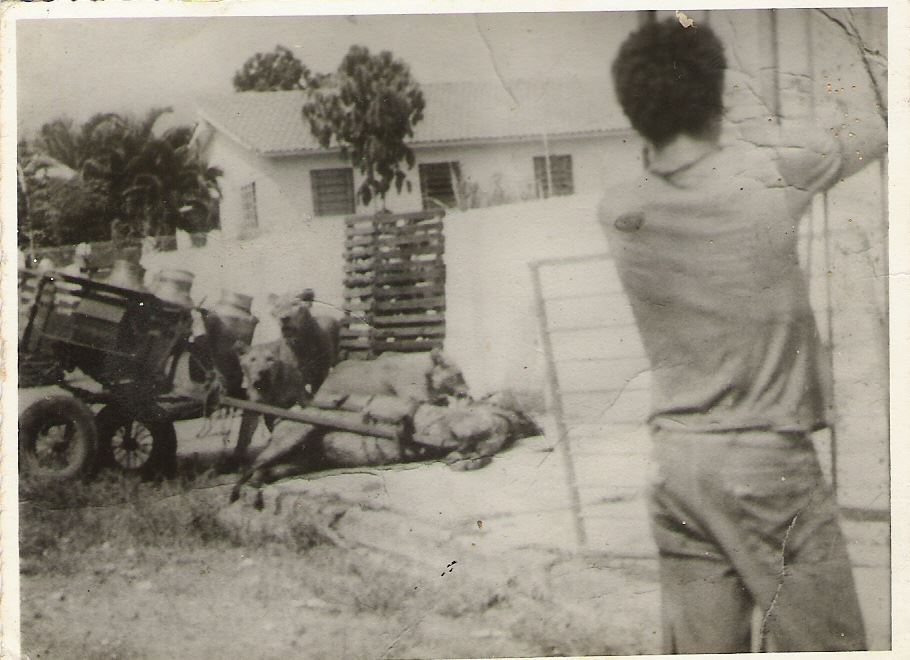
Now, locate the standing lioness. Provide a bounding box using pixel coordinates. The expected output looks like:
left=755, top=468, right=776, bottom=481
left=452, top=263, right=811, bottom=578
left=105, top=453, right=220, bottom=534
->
left=269, top=291, right=340, bottom=397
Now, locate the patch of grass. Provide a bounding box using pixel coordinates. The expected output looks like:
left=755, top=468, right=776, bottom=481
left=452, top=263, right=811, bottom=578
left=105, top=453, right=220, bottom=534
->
left=508, top=605, right=625, bottom=657
left=284, top=509, right=341, bottom=552
left=19, top=470, right=233, bottom=576
left=292, top=547, right=510, bottom=619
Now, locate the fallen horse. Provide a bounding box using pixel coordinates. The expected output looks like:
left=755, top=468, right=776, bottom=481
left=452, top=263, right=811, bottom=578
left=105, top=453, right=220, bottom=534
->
left=228, top=394, right=539, bottom=503
left=223, top=352, right=539, bottom=502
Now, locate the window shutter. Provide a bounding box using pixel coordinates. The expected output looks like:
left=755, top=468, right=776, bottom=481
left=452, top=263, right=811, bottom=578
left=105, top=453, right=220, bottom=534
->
left=534, top=155, right=574, bottom=198
left=419, top=162, right=460, bottom=210
left=240, top=182, right=258, bottom=228
left=311, top=168, right=355, bottom=216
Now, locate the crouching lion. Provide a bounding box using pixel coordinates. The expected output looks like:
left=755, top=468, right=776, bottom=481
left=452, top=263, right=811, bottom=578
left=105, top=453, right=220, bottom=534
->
left=313, top=348, right=470, bottom=406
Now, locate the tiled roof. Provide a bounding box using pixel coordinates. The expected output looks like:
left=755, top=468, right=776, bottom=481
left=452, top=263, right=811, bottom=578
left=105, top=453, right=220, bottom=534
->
left=195, top=79, right=629, bottom=156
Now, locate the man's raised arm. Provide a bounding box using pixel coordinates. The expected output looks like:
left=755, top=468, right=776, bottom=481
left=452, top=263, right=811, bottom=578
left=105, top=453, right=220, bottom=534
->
left=726, top=8, right=887, bottom=194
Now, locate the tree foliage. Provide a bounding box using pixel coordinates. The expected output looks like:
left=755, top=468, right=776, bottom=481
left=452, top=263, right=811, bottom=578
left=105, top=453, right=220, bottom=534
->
left=233, top=45, right=320, bottom=92
left=18, top=109, right=222, bottom=248
left=302, top=45, right=425, bottom=207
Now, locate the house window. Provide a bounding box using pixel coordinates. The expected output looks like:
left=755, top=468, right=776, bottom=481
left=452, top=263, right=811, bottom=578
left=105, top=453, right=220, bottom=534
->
left=419, top=162, right=461, bottom=210
left=240, top=182, right=258, bottom=228
left=534, top=155, right=574, bottom=198
left=311, top=168, right=355, bottom=216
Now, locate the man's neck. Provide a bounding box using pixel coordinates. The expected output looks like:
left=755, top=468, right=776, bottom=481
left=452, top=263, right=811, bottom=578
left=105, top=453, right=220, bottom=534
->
left=647, top=133, right=720, bottom=177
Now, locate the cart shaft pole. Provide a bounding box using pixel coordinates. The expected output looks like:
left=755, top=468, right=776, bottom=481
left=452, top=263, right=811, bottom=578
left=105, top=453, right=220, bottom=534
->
left=217, top=395, right=402, bottom=440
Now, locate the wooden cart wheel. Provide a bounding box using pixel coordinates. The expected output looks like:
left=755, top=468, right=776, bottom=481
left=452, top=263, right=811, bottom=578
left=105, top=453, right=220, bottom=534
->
left=95, top=406, right=178, bottom=479
left=19, top=395, right=97, bottom=481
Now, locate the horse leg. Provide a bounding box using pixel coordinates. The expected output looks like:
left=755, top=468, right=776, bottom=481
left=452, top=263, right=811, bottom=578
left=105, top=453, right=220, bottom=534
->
left=232, top=410, right=260, bottom=466
left=256, top=462, right=309, bottom=484
left=229, top=421, right=316, bottom=502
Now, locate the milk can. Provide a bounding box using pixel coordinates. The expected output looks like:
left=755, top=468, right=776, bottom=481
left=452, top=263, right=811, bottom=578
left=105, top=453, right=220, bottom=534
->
left=106, top=259, right=147, bottom=292
left=209, top=289, right=258, bottom=345
left=152, top=269, right=195, bottom=308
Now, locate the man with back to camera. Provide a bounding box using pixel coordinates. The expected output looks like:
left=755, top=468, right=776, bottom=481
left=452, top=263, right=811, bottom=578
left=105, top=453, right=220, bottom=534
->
left=600, top=17, right=887, bottom=653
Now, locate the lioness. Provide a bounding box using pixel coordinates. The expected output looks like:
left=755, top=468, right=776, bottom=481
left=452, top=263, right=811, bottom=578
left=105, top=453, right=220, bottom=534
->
left=269, top=291, right=340, bottom=396
left=230, top=292, right=340, bottom=465
left=227, top=339, right=306, bottom=464
left=314, top=349, right=470, bottom=406
left=238, top=340, right=307, bottom=410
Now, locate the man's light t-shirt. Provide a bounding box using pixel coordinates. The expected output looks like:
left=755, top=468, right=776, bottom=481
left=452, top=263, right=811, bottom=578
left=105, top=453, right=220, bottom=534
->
left=599, top=129, right=843, bottom=433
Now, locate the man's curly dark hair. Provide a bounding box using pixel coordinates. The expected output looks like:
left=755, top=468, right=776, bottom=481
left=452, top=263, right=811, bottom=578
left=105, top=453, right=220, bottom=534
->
left=612, top=18, right=727, bottom=148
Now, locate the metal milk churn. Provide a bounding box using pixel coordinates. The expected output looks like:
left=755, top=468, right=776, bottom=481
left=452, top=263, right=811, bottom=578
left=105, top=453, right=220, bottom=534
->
left=209, top=289, right=258, bottom=345
left=106, top=259, right=147, bottom=292
left=152, top=269, right=195, bottom=308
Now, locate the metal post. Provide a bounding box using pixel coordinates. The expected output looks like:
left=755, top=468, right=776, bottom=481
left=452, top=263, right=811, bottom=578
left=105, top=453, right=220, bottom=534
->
left=529, top=260, right=587, bottom=548
left=768, top=9, right=782, bottom=122
left=540, top=81, right=554, bottom=199
left=542, top=131, right=554, bottom=198
left=804, top=13, right=816, bottom=276
left=879, top=156, right=889, bottom=433
left=822, top=192, right=838, bottom=494
left=879, top=156, right=888, bottom=338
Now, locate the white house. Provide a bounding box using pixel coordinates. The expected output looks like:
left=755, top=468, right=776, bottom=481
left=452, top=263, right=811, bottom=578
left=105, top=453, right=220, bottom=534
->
left=193, top=79, right=640, bottom=239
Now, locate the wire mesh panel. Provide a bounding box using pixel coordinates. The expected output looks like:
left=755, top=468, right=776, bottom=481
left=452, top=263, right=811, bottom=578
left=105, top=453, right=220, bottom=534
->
left=530, top=253, right=656, bottom=553
left=533, top=253, right=650, bottom=428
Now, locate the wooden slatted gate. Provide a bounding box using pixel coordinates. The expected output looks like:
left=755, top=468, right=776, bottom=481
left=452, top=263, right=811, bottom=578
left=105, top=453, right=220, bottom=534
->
left=340, top=210, right=447, bottom=359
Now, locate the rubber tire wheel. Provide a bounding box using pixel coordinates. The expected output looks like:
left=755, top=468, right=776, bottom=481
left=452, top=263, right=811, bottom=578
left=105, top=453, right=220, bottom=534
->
left=95, top=406, right=178, bottom=480
left=19, top=395, right=97, bottom=481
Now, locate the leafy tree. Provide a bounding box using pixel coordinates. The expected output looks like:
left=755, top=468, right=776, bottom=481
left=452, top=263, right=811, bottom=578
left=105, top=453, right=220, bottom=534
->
left=18, top=109, right=222, bottom=247
left=22, top=177, right=110, bottom=248
left=302, top=45, right=425, bottom=207
left=233, top=45, right=320, bottom=92
left=18, top=136, right=109, bottom=248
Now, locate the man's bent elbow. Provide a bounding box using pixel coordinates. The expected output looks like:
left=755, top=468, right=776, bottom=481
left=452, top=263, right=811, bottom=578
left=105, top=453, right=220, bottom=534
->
left=835, top=117, right=888, bottom=181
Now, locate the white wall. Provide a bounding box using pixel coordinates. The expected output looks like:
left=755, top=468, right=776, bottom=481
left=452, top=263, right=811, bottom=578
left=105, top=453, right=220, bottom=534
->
left=443, top=194, right=612, bottom=405
left=205, top=133, right=271, bottom=240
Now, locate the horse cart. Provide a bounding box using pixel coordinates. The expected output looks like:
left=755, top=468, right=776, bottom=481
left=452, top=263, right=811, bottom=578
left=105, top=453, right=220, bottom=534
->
left=18, top=269, right=206, bottom=480
left=17, top=269, right=407, bottom=483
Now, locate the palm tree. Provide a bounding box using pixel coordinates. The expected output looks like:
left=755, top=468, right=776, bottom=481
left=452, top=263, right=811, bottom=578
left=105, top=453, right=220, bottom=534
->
left=33, top=118, right=86, bottom=170
left=120, top=122, right=222, bottom=238
left=21, top=108, right=223, bottom=247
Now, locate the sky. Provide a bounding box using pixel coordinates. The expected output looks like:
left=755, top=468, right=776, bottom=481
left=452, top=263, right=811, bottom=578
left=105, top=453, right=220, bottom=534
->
left=16, top=12, right=640, bottom=138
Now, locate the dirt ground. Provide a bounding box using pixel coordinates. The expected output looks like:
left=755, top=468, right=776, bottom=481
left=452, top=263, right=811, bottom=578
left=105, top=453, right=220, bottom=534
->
left=15, top=395, right=890, bottom=658
left=17, top=467, right=662, bottom=660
